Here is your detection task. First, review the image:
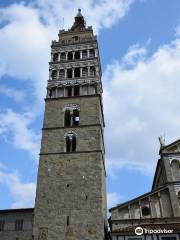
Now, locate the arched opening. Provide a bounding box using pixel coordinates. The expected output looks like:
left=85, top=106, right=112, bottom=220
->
left=74, top=86, right=80, bottom=96
left=171, top=159, right=180, bottom=181
left=67, top=87, right=72, bottom=97
left=68, top=52, right=73, bottom=60
left=73, top=109, right=79, bottom=126
left=53, top=53, right=59, bottom=62
left=82, top=50, right=87, bottom=59
left=66, top=134, right=76, bottom=152
left=89, top=49, right=95, bottom=58
left=74, top=68, right=80, bottom=78
left=67, top=69, right=72, bottom=78
left=64, top=110, right=71, bottom=127
left=60, top=52, right=66, bottom=61
left=82, top=67, right=88, bottom=77
left=59, top=69, right=65, bottom=80
left=75, top=51, right=80, bottom=60
left=52, top=70, right=57, bottom=80
left=90, top=66, right=96, bottom=76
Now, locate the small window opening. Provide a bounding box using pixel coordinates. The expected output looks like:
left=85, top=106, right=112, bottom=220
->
left=64, top=110, right=71, bottom=126
left=67, top=184, right=69, bottom=188
left=90, top=66, right=96, bottom=76
left=60, top=52, right=66, bottom=61
left=86, top=196, right=88, bottom=200
left=48, top=89, right=52, bottom=98
left=74, top=36, right=79, bottom=41
left=89, top=49, right=95, bottom=58
left=67, top=69, right=72, bottom=78
left=53, top=53, right=58, bottom=62
left=74, top=68, right=80, bottom=78
left=67, top=216, right=69, bottom=226
left=141, top=206, right=151, bottom=216
left=59, top=69, right=65, bottom=79
left=82, top=50, right=87, bottom=59
left=75, top=51, right=80, bottom=59
left=67, top=87, right=72, bottom=97
left=73, top=110, right=79, bottom=126
left=52, top=70, right=57, bottom=80
left=68, top=52, right=73, bottom=60
left=74, top=86, right=80, bottom=96
left=82, top=67, right=88, bottom=77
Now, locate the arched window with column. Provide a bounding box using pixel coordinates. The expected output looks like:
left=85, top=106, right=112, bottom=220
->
left=65, top=132, right=77, bottom=153
left=63, top=104, right=80, bottom=127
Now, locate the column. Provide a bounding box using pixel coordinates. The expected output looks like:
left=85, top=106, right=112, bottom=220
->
left=80, top=50, right=82, bottom=59
left=73, top=52, right=75, bottom=60
left=87, top=49, right=90, bottom=58
left=65, top=69, right=67, bottom=79
left=65, top=52, right=68, bottom=61
left=80, top=67, right=82, bottom=78
left=72, top=68, right=75, bottom=78
left=58, top=53, right=60, bottom=61
left=87, top=66, right=90, bottom=77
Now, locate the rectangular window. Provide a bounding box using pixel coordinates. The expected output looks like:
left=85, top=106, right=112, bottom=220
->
left=15, top=219, right=23, bottom=231
left=0, top=220, right=5, bottom=232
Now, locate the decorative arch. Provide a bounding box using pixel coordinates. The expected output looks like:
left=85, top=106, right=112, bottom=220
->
left=170, top=159, right=180, bottom=181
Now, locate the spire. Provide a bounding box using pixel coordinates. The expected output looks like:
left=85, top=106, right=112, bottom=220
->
left=71, top=9, right=86, bottom=31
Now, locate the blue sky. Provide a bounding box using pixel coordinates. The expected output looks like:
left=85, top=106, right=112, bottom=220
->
left=0, top=0, right=180, bottom=210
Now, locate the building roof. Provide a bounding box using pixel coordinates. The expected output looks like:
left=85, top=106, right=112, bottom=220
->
left=0, top=208, right=34, bottom=214
left=109, top=186, right=167, bottom=211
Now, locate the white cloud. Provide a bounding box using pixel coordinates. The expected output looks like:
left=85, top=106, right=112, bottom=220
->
left=0, top=84, right=25, bottom=101
left=36, top=0, right=134, bottom=34
left=0, top=109, right=40, bottom=160
left=104, top=39, right=180, bottom=176
left=107, top=192, right=122, bottom=209
left=0, top=167, right=36, bottom=208
left=0, top=0, right=134, bottom=105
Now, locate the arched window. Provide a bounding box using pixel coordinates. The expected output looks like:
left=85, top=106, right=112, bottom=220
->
left=82, top=50, right=87, bottom=59
left=90, top=66, right=96, bottom=76
left=89, top=49, right=95, bottom=58
left=68, top=52, right=73, bottom=60
left=82, top=67, right=88, bottom=77
left=65, top=133, right=76, bottom=152
left=53, top=53, right=59, bottom=62
left=67, top=69, right=72, bottom=78
left=74, top=86, right=80, bottom=96
left=64, top=110, right=71, bottom=126
left=171, top=159, right=180, bottom=181
left=64, top=108, right=80, bottom=127
left=60, top=52, right=66, bottom=61
left=59, top=69, right=65, bottom=80
left=52, top=70, right=57, bottom=80
left=75, top=51, right=80, bottom=59
left=74, top=68, right=80, bottom=78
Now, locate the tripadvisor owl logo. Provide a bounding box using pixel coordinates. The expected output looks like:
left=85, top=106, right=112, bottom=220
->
left=135, top=226, right=143, bottom=235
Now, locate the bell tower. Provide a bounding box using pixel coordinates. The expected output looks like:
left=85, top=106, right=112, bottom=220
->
left=33, top=9, right=107, bottom=240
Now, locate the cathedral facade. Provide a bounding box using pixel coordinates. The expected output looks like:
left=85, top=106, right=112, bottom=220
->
left=0, top=10, right=179, bottom=240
